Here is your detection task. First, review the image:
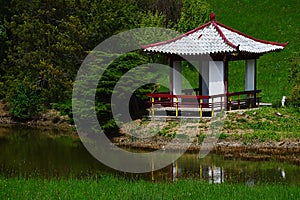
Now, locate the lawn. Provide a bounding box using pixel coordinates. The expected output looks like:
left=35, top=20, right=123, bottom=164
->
left=208, top=0, right=300, bottom=104
left=1, top=175, right=299, bottom=200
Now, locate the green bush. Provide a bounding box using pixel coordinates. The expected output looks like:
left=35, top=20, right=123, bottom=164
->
left=9, top=84, right=44, bottom=121
left=51, top=100, right=73, bottom=124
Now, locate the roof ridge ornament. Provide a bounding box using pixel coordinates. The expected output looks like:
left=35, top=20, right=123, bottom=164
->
left=210, top=13, right=216, bottom=21
left=211, top=16, right=238, bottom=49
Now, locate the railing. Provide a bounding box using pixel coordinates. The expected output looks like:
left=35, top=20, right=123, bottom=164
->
left=227, top=90, right=262, bottom=111
left=146, top=90, right=261, bottom=117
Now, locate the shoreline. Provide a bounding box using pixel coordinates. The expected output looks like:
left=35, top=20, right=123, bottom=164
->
left=1, top=100, right=299, bottom=165
left=0, top=100, right=75, bottom=134
left=1, top=120, right=299, bottom=165
left=113, top=135, right=300, bottom=165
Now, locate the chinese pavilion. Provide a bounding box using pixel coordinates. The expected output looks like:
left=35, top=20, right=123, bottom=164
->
left=142, top=13, right=288, bottom=117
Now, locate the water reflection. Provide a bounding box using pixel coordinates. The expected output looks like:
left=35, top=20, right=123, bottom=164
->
left=150, top=153, right=300, bottom=185
left=0, top=125, right=299, bottom=185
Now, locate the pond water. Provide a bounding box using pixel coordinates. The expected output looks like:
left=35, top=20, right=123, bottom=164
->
left=0, top=125, right=300, bottom=185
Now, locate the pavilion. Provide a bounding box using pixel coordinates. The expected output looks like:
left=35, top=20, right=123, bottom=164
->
left=142, top=13, right=288, bottom=117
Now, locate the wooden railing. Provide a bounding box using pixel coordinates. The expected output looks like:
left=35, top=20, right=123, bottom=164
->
left=146, top=90, right=261, bottom=117
left=227, top=90, right=262, bottom=110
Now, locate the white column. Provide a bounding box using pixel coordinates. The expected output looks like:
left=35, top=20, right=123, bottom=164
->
left=200, top=61, right=209, bottom=96
left=209, top=61, right=224, bottom=96
left=172, top=60, right=182, bottom=102
left=245, top=59, right=256, bottom=91
left=209, top=61, right=224, bottom=109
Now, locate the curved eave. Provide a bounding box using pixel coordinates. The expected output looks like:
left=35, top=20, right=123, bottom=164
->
left=143, top=47, right=287, bottom=56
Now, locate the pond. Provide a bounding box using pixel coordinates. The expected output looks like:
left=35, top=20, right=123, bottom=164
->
left=0, top=125, right=299, bottom=185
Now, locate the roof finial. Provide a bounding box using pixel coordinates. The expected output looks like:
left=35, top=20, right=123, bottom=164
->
left=210, top=13, right=216, bottom=21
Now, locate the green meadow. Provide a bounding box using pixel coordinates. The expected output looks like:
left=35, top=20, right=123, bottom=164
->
left=209, top=0, right=300, bottom=104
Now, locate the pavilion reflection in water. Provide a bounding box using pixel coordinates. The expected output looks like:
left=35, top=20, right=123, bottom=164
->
left=149, top=155, right=290, bottom=185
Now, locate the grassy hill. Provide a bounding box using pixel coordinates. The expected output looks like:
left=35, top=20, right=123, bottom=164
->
left=209, top=0, right=300, bottom=104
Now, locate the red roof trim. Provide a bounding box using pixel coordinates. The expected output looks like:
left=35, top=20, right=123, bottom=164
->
left=141, top=21, right=212, bottom=49
left=216, top=21, right=289, bottom=47
left=212, top=21, right=237, bottom=49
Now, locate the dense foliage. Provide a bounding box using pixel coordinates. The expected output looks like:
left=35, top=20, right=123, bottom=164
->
left=9, top=83, right=44, bottom=120
left=0, top=0, right=211, bottom=131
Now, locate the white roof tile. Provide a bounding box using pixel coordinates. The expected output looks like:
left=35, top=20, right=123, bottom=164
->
left=142, top=13, right=288, bottom=55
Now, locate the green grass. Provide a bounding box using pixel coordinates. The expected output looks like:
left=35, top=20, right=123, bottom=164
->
left=209, top=0, right=300, bottom=104
left=223, top=107, right=300, bottom=142
left=158, top=120, right=179, bottom=137
left=0, top=175, right=299, bottom=200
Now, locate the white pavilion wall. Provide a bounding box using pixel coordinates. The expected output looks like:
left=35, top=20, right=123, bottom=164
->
left=209, top=61, right=225, bottom=108
left=200, top=60, right=209, bottom=96
left=172, top=60, right=182, bottom=102
left=209, top=61, right=224, bottom=96
left=245, top=59, right=256, bottom=91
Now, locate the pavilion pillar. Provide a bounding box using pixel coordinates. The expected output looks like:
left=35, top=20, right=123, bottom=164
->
left=209, top=61, right=224, bottom=95
left=224, top=60, right=229, bottom=110
left=199, top=61, right=209, bottom=107
left=199, top=61, right=209, bottom=96
left=172, top=60, right=182, bottom=103
left=209, top=61, right=224, bottom=110
left=245, top=59, right=256, bottom=91
left=245, top=59, right=257, bottom=106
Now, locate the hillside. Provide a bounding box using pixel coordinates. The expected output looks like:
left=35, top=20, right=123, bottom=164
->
left=209, top=0, right=300, bottom=104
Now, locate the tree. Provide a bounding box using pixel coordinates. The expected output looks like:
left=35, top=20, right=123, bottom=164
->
left=176, top=0, right=211, bottom=33
left=94, top=51, right=159, bottom=134
left=0, top=0, right=11, bottom=98
left=2, top=0, right=90, bottom=106
left=134, top=0, right=183, bottom=27
left=1, top=0, right=212, bottom=126
left=0, top=22, right=8, bottom=98
left=81, top=0, right=142, bottom=48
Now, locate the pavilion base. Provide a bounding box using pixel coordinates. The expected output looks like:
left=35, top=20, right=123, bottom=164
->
left=147, top=107, right=220, bottom=119
left=146, top=102, right=264, bottom=119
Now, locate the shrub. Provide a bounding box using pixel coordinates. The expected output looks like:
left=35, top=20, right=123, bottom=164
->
left=9, top=83, right=44, bottom=121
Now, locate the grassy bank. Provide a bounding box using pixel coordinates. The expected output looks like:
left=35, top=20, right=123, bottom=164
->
left=222, top=107, right=300, bottom=143
left=120, top=106, right=300, bottom=145
left=0, top=175, right=299, bottom=200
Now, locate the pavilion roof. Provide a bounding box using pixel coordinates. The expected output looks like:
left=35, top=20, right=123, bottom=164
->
left=142, top=13, right=288, bottom=56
